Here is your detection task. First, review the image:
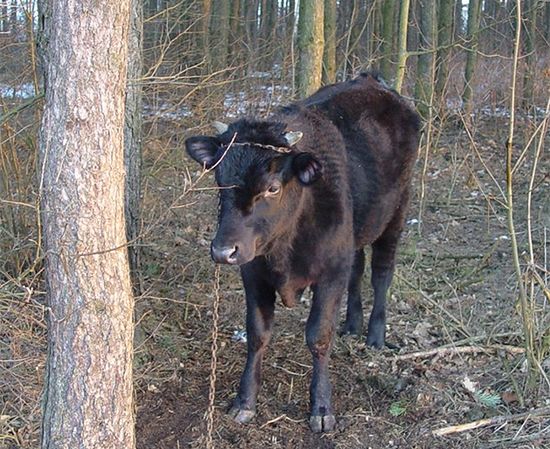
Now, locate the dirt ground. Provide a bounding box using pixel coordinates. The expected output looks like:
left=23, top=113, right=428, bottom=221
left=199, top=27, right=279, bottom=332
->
left=131, top=114, right=549, bottom=449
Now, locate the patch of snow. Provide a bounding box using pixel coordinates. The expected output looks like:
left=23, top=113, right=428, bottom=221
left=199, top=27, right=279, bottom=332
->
left=142, top=102, right=193, bottom=120
left=231, top=329, right=247, bottom=344
left=0, top=82, right=35, bottom=99
left=446, top=97, right=463, bottom=112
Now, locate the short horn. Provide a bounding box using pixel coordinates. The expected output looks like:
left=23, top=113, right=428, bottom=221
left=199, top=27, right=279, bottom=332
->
left=285, top=131, right=303, bottom=146
left=212, top=121, right=229, bottom=134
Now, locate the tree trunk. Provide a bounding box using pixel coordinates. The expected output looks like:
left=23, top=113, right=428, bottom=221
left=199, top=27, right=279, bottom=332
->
left=521, top=0, right=538, bottom=109
left=394, top=0, right=411, bottom=93
left=296, top=0, right=324, bottom=97
left=125, top=0, right=143, bottom=286
left=38, top=0, right=135, bottom=447
left=380, top=0, right=396, bottom=81
left=0, top=2, right=7, bottom=32
left=202, top=0, right=212, bottom=69
left=435, top=0, right=454, bottom=100
left=10, top=0, right=17, bottom=31
left=211, top=0, right=230, bottom=70
left=462, top=0, right=481, bottom=114
left=415, top=0, right=436, bottom=118
left=322, top=0, right=336, bottom=84
left=454, top=0, right=463, bottom=40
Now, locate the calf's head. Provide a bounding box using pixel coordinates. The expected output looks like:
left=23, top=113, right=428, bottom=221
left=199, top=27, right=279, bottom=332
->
left=185, top=120, right=321, bottom=265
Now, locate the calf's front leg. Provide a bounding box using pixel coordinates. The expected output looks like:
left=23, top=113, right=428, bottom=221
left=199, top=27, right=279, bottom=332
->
left=229, top=261, right=276, bottom=423
left=306, top=277, right=347, bottom=433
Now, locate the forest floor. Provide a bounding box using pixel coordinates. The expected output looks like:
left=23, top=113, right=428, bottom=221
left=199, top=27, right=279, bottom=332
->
left=132, top=112, right=550, bottom=449
left=1, top=110, right=549, bottom=449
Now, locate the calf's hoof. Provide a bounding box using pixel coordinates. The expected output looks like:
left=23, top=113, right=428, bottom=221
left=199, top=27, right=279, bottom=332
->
left=366, top=333, right=384, bottom=349
left=339, top=320, right=363, bottom=336
left=309, top=413, right=336, bottom=433
left=228, top=405, right=256, bottom=424
left=366, top=323, right=385, bottom=349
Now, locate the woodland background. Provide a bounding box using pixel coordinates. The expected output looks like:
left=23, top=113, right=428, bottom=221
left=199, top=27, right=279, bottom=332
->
left=0, top=0, right=549, bottom=448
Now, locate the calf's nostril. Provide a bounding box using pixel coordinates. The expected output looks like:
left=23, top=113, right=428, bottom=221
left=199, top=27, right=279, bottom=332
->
left=211, top=243, right=240, bottom=264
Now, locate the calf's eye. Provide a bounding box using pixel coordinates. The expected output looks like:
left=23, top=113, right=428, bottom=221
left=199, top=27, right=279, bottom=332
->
left=265, top=182, right=281, bottom=197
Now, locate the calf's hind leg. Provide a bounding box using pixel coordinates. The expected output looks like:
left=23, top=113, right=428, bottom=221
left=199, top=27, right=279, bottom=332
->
left=229, top=261, right=276, bottom=423
left=341, top=248, right=365, bottom=335
left=366, top=219, right=404, bottom=349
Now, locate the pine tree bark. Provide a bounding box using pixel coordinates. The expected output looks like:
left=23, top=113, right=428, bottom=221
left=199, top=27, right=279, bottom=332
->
left=38, top=0, right=134, bottom=448
left=296, top=0, right=324, bottom=96
left=125, top=0, right=143, bottom=285
left=322, top=0, right=337, bottom=84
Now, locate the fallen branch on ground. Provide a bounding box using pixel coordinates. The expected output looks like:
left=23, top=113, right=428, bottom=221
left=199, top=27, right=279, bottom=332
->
left=432, top=406, right=550, bottom=437
left=392, top=344, right=524, bottom=361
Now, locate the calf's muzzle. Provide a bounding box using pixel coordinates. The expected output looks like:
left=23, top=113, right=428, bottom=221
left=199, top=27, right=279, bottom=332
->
left=210, top=242, right=239, bottom=265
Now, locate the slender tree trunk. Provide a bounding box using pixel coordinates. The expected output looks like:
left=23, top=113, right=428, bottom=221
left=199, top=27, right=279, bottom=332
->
left=229, top=0, right=240, bottom=41
left=380, top=0, right=396, bottom=81
left=211, top=0, right=230, bottom=70
left=322, top=0, right=337, bottom=84
left=10, top=0, right=17, bottom=31
left=228, top=0, right=241, bottom=67
left=125, top=0, right=143, bottom=286
left=435, top=0, right=454, bottom=99
left=454, top=0, right=463, bottom=39
left=38, top=0, right=134, bottom=447
left=415, top=0, right=436, bottom=118
left=296, top=0, right=324, bottom=96
left=285, top=0, right=295, bottom=34
left=462, top=0, right=481, bottom=114
left=245, top=0, right=259, bottom=72
left=394, top=0, right=411, bottom=93
left=202, top=0, right=212, bottom=69
left=0, top=2, right=7, bottom=32
left=522, top=0, right=538, bottom=109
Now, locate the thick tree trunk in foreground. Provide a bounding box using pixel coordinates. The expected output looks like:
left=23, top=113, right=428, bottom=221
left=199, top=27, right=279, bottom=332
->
left=296, top=0, right=324, bottom=97
left=39, top=0, right=134, bottom=448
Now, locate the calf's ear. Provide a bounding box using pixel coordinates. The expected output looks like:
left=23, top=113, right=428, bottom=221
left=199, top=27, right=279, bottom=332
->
left=185, top=136, right=220, bottom=169
left=292, top=153, right=322, bottom=185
